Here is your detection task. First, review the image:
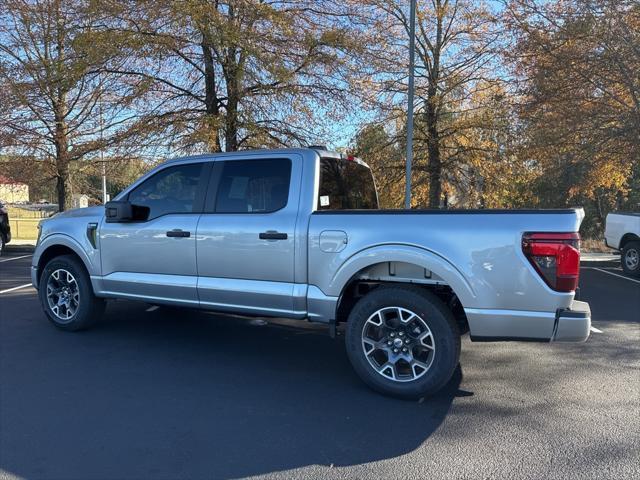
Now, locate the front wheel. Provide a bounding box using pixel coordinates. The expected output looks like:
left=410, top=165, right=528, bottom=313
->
left=345, top=286, right=460, bottom=399
left=621, top=241, right=640, bottom=277
left=38, top=254, right=105, bottom=331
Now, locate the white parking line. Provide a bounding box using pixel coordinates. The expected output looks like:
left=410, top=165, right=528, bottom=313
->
left=0, top=283, right=33, bottom=294
left=0, top=254, right=32, bottom=263
left=590, top=326, right=603, bottom=333
left=586, top=267, right=640, bottom=285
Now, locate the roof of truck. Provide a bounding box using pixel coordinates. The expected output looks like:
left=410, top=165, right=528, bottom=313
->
left=162, top=147, right=343, bottom=165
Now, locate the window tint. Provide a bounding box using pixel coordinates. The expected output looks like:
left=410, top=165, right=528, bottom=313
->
left=318, top=158, right=378, bottom=210
left=128, top=163, right=204, bottom=219
left=215, top=159, right=291, bottom=213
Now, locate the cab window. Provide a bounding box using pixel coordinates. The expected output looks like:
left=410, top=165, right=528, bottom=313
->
left=215, top=159, right=291, bottom=213
left=318, top=158, right=378, bottom=210
left=128, top=163, right=205, bottom=219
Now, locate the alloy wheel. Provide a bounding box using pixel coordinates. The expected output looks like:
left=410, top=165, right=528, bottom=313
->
left=624, top=248, right=639, bottom=270
left=361, top=306, right=435, bottom=382
left=46, top=268, right=80, bottom=322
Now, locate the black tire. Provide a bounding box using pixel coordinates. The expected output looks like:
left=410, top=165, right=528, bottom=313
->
left=38, top=254, right=105, bottom=331
left=621, top=241, right=640, bottom=277
left=0, top=235, right=5, bottom=257
left=345, top=286, right=460, bottom=399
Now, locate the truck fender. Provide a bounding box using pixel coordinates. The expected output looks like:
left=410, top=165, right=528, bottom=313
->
left=328, top=244, right=477, bottom=308
left=34, top=233, right=99, bottom=284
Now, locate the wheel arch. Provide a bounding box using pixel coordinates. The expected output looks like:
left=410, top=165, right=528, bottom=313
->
left=35, top=235, right=95, bottom=287
left=620, top=233, right=640, bottom=249
left=331, top=245, right=476, bottom=331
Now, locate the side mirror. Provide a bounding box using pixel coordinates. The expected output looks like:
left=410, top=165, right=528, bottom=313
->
left=105, top=201, right=133, bottom=223
left=105, top=201, right=149, bottom=223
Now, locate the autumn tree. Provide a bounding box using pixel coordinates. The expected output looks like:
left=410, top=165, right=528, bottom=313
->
left=352, top=122, right=407, bottom=208
left=355, top=0, right=502, bottom=208
left=100, top=0, right=365, bottom=153
left=353, top=83, right=531, bottom=210
left=0, top=0, right=155, bottom=210
left=504, top=0, right=640, bottom=233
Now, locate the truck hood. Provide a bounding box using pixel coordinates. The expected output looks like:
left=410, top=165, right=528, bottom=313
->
left=51, top=206, right=104, bottom=219
left=38, top=206, right=105, bottom=243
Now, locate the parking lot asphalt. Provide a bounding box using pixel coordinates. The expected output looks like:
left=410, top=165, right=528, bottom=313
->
left=0, top=249, right=638, bottom=480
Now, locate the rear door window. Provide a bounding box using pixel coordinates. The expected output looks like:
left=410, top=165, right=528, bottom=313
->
left=214, top=158, right=291, bottom=213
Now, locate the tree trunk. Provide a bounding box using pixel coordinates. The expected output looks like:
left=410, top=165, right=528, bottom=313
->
left=202, top=39, right=222, bottom=152
left=53, top=95, right=71, bottom=210
left=53, top=113, right=70, bottom=210
left=53, top=0, right=71, bottom=211
left=56, top=158, right=71, bottom=211
left=225, top=92, right=239, bottom=151
left=426, top=2, right=443, bottom=209
left=224, top=57, right=240, bottom=152
left=222, top=5, right=240, bottom=152
left=425, top=88, right=442, bottom=208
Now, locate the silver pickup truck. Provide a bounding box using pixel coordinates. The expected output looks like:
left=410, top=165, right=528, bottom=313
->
left=32, top=148, right=590, bottom=398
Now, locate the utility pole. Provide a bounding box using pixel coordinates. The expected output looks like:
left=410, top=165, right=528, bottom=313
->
left=405, top=0, right=417, bottom=209
left=101, top=160, right=107, bottom=204
left=99, top=92, right=107, bottom=204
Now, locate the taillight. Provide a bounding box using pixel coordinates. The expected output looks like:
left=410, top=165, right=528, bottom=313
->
left=522, top=232, right=580, bottom=292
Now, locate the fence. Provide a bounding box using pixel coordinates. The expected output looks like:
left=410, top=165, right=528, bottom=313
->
left=6, top=205, right=55, bottom=240
left=9, top=218, right=40, bottom=239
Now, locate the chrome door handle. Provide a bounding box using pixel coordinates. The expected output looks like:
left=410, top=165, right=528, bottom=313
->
left=166, top=229, right=191, bottom=238
left=259, top=231, right=287, bottom=240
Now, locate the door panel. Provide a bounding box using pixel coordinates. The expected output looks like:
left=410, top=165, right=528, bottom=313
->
left=196, top=155, right=303, bottom=317
left=100, top=214, right=201, bottom=304
left=99, top=161, right=210, bottom=304
left=197, top=212, right=297, bottom=282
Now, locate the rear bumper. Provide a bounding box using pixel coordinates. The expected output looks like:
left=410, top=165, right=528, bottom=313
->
left=466, top=300, right=591, bottom=343
left=552, top=300, right=591, bottom=342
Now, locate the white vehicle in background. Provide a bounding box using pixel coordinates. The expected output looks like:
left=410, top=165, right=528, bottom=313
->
left=605, top=212, right=640, bottom=276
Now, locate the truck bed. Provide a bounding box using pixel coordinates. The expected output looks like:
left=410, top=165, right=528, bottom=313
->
left=307, top=208, right=584, bottom=340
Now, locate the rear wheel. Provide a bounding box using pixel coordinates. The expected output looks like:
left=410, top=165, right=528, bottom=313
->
left=345, top=286, right=460, bottom=399
left=621, top=241, right=640, bottom=277
left=0, top=235, right=5, bottom=256
left=38, top=254, right=105, bottom=331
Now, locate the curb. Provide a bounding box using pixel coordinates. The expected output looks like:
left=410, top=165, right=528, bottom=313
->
left=581, top=261, right=619, bottom=268
left=580, top=253, right=620, bottom=268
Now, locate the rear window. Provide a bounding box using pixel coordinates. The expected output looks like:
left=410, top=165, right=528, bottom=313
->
left=317, top=158, right=378, bottom=210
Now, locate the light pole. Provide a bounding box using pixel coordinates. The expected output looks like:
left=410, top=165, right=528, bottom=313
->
left=101, top=159, right=107, bottom=204
left=99, top=92, right=107, bottom=204
left=405, top=0, right=417, bottom=209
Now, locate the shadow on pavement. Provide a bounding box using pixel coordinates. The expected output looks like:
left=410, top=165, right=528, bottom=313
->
left=0, top=301, right=464, bottom=479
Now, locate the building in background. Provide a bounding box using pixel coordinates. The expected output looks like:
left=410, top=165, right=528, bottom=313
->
left=0, top=175, right=29, bottom=203
left=72, top=194, right=90, bottom=209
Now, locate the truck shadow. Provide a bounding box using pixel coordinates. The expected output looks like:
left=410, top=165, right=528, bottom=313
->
left=1, top=301, right=466, bottom=480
